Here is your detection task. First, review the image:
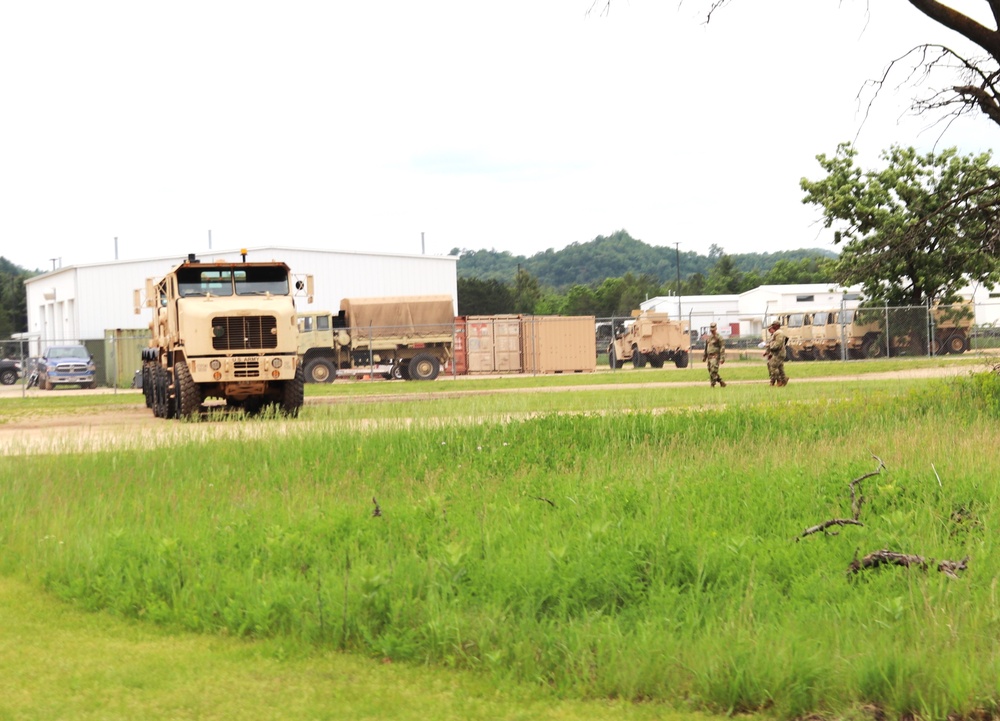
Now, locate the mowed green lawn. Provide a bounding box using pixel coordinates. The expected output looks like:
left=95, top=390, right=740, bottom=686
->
left=1, top=357, right=998, bottom=721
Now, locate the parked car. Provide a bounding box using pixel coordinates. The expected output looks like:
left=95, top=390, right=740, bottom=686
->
left=38, top=345, right=97, bottom=390
left=0, top=358, right=21, bottom=385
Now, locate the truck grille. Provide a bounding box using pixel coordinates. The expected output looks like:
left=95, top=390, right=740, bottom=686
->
left=233, top=359, right=260, bottom=378
left=212, top=316, right=278, bottom=351
left=55, top=362, right=89, bottom=373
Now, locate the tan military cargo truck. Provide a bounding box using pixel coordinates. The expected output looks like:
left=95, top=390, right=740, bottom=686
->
left=774, top=312, right=815, bottom=361
left=297, top=295, right=455, bottom=382
left=134, top=252, right=313, bottom=418
left=607, top=310, right=690, bottom=369
left=811, top=308, right=855, bottom=360
left=810, top=302, right=973, bottom=359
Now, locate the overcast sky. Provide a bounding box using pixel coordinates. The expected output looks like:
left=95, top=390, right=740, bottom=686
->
left=2, top=1, right=998, bottom=273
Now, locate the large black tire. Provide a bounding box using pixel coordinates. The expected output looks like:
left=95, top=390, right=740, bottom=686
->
left=390, top=363, right=405, bottom=380
left=0, top=368, right=17, bottom=386
left=674, top=350, right=689, bottom=369
left=648, top=356, right=665, bottom=368
left=142, top=365, right=154, bottom=408
left=631, top=345, right=646, bottom=369
left=945, top=332, right=969, bottom=354
left=151, top=365, right=166, bottom=417
left=153, top=364, right=175, bottom=418
left=608, top=348, right=617, bottom=370
left=304, top=357, right=335, bottom=383
left=408, top=353, right=440, bottom=381
left=174, top=361, right=202, bottom=419
left=281, top=365, right=305, bottom=416
left=861, top=336, right=885, bottom=359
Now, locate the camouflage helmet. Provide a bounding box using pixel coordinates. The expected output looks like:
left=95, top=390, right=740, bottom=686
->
left=709, top=322, right=717, bottom=329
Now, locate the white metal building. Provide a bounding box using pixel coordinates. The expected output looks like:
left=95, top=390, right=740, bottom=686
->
left=737, top=284, right=863, bottom=337
left=24, top=246, right=459, bottom=348
left=641, top=294, right=741, bottom=337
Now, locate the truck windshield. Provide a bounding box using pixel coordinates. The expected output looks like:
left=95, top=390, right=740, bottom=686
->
left=177, top=268, right=234, bottom=297
left=176, top=266, right=290, bottom=297
left=235, top=266, right=290, bottom=296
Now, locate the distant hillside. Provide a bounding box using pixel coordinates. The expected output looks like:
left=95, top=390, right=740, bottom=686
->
left=454, top=229, right=837, bottom=289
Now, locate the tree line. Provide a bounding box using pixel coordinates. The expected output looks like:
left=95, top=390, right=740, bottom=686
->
left=457, top=244, right=837, bottom=317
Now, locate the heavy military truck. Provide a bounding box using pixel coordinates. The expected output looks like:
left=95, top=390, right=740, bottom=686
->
left=134, top=252, right=313, bottom=418
left=607, top=310, right=690, bottom=369
left=297, top=295, right=455, bottom=382
left=805, top=302, right=974, bottom=360
left=773, top=312, right=816, bottom=361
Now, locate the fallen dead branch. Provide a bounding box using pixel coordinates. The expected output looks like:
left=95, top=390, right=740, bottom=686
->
left=800, top=519, right=864, bottom=537
left=848, top=549, right=969, bottom=578
left=799, top=454, right=885, bottom=540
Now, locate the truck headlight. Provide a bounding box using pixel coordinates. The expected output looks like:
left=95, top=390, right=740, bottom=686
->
left=210, top=360, right=221, bottom=370
left=271, top=358, right=283, bottom=369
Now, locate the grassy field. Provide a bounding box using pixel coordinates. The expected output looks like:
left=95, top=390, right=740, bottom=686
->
left=1, top=359, right=999, bottom=720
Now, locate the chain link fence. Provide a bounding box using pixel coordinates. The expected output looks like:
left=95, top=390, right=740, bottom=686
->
left=2, top=300, right=999, bottom=391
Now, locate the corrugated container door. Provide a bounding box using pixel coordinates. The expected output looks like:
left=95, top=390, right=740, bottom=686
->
left=521, top=316, right=596, bottom=374
left=451, top=317, right=468, bottom=375
left=466, top=318, right=495, bottom=373
left=493, top=316, right=522, bottom=373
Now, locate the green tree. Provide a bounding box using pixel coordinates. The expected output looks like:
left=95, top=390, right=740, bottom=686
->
left=457, top=277, right=513, bottom=316
left=561, top=284, right=599, bottom=315
left=0, top=257, right=32, bottom=338
left=511, top=267, right=542, bottom=314
left=800, top=142, right=1000, bottom=305
left=704, top=255, right=744, bottom=294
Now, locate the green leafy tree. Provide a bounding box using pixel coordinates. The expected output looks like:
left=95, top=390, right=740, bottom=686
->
left=0, top=257, right=32, bottom=338
left=511, top=267, right=542, bottom=314
left=561, top=284, right=599, bottom=315
left=704, top=255, right=744, bottom=294
left=800, top=143, right=1000, bottom=305
left=457, top=277, right=513, bottom=316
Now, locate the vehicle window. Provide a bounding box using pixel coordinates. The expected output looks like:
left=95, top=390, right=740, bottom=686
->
left=47, top=346, right=87, bottom=359
left=235, top=267, right=289, bottom=296
left=788, top=314, right=804, bottom=328
left=317, top=315, right=330, bottom=331
left=177, top=268, right=234, bottom=297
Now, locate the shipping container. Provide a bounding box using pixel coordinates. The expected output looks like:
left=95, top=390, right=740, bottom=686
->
left=449, top=317, right=468, bottom=375
left=521, top=316, right=597, bottom=374
left=466, top=315, right=522, bottom=374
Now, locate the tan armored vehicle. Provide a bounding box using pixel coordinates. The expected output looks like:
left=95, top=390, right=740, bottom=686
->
left=607, top=310, right=690, bottom=369
left=134, top=252, right=313, bottom=418
left=297, top=295, right=455, bottom=382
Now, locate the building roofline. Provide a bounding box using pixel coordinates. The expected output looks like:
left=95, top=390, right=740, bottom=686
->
left=25, top=245, right=458, bottom=285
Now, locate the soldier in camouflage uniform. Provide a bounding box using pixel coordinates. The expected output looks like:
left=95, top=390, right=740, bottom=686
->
left=764, top=319, right=788, bottom=387
left=703, top=322, right=726, bottom=387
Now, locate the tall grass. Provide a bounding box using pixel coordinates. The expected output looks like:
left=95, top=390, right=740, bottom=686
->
left=2, top=373, right=1000, bottom=718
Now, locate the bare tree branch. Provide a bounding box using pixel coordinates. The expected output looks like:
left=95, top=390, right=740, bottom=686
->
left=848, top=548, right=969, bottom=577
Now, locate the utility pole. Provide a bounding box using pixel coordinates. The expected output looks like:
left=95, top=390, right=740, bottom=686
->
left=674, top=242, right=682, bottom=320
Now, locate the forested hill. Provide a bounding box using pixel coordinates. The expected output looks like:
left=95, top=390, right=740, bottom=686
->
left=452, top=229, right=837, bottom=289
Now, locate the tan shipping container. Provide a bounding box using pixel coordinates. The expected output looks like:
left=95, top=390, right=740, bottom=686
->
left=466, top=315, right=522, bottom=374
left=520, top=316, right=597, bottom=374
